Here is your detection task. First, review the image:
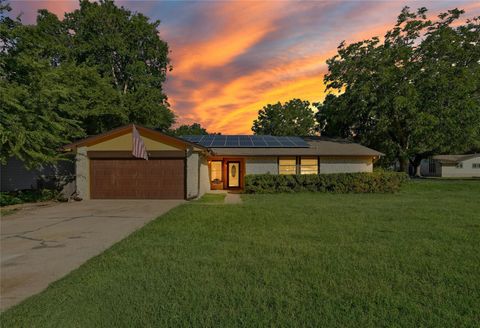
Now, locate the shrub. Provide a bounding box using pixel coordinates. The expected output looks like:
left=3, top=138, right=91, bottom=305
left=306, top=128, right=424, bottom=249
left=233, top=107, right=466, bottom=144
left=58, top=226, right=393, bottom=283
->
left=244, top=172, right=408, bottom=194
left=0, top=189, right=59, bottom=207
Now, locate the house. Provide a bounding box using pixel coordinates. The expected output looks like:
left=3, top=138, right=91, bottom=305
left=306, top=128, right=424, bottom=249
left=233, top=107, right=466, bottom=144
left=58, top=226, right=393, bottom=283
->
left=420, top=154, right=480, bottom=178
left=64, top=124, right=383, bottom=200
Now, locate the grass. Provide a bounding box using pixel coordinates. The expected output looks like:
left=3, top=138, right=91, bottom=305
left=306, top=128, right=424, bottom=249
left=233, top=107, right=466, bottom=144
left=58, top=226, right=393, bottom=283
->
left=1, top=180, right=479, bottom=327
left=194, top=193, right=226, bottom=203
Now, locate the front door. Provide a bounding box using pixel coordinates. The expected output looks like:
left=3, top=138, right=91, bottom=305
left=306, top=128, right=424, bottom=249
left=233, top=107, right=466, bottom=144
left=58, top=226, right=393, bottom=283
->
left=227, top=161, right=240, bottom=188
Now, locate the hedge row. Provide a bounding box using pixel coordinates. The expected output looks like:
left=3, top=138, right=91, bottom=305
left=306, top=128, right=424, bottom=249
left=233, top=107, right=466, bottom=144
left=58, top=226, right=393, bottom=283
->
left=244, top=172, right=408, bottom=194
left=0, top=189, right=59, bottom=207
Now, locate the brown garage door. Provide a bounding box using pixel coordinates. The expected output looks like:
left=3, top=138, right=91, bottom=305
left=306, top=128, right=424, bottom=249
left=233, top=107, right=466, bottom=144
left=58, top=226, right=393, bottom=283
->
left=90, top=159, right=185, bottom=199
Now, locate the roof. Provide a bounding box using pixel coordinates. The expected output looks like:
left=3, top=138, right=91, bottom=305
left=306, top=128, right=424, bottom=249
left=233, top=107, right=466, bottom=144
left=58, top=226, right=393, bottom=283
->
left=63, top=124, right=207, bottom=151
left=64, top=128, right=382, bottom=157
left=209, top=136, right=383, bottom=157
left=304, top=137, right=384, bottom=156
left=432, top=154, right=480, bottom=164
left=181, top=135, right=309, bottom=148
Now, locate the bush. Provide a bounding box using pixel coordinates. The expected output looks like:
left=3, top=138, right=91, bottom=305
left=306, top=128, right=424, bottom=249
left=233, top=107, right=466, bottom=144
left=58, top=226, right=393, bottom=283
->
left=0, top=189, right=59, bottom=207
left=244, top=172, right=408, bottom=194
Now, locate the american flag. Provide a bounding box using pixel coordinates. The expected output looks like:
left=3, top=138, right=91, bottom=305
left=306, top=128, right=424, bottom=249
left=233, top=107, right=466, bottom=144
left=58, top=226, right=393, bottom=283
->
left=132, top=125, right=148, bottom=160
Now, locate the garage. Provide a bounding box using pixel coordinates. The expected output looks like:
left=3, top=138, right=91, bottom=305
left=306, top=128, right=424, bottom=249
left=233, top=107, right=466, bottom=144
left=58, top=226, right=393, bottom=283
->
left=90, top=159, right=185, bottom=199
left=64, top=124, right=206, bottom=200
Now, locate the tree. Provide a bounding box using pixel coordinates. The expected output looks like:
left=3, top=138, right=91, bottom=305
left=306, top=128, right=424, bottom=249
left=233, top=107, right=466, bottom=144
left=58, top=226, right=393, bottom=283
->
left=169, top=123, right=211, bottom=136
left=64, top=0, right=174, bottom=131
left=318, top=7, right=480, bottom=174
left=0, top=3, right=83, bottom=166
left=252, top=99, right=317, bottom=136
left=0, top=0, right=173, bottom=167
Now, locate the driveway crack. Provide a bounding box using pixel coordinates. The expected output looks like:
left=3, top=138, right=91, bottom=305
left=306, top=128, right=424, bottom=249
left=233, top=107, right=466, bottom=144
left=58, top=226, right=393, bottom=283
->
left=1, top=215, right=146, bottom=240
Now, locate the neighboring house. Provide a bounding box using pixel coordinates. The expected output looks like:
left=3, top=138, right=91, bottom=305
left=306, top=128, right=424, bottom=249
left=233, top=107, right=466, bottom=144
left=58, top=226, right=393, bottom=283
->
left=64, top=124, right=383, bottom=200
left=420, top=154, right=480, bottom=178
left=0, top=157, right=75, bottom=195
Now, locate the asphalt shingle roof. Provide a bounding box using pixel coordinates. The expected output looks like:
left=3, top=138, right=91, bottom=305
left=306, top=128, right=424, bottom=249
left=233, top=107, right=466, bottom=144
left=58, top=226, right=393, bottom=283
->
left=209, top=136, right=383, bottom=157
left=432, top=154, right=480, bottom=164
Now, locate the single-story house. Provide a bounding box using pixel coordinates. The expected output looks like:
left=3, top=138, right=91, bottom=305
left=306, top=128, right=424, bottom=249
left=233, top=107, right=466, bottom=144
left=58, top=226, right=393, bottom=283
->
left=420, top=154, right=480, bottom=178
left=64, top=124, right=383, bottom=200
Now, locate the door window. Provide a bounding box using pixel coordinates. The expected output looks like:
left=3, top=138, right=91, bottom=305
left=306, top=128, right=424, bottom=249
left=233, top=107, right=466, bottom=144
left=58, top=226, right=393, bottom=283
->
left=228, top=162, right=240, bottom=187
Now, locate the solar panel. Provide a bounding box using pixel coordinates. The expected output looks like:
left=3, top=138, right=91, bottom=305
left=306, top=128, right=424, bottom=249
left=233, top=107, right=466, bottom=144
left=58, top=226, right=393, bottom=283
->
left=180, top=135, right=309, bottom=148
left=250, top=136, right=267, bottom=147
left=225, top=136, right=239, bottom=147
left=201, top=135, right=215, bottom=147
left=239, top=136, right=254, bottom=147
left=262, top=136, right=281, bottom=147
left=290, top=137, right=309, bottom=147
left=280, top=137, right=296, bottom=147
left=211, top=135, right=227, bottom=147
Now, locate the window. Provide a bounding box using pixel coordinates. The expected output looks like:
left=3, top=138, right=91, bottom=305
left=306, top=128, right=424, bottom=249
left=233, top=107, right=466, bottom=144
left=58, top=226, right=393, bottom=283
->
left=456, top=163, right=463, bottom=169
left=279, top=157, right=296, bottom=175
left=210, top=161, right=222, bottom=183
left=473, top=163, right=480, bottom=169
left=300, top=157, right=318, bottom=174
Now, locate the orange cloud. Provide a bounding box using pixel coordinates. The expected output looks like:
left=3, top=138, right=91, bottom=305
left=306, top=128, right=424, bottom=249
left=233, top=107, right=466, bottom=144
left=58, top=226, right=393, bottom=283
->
left=11, top=0, right=479, bottom=135
left=170, top=1, right=287, bottom=75
left=183, top=51, right=333, bottom=134
left=168, top=1, right=480, bottom=134
left=164, top=1, right=404, bottom=133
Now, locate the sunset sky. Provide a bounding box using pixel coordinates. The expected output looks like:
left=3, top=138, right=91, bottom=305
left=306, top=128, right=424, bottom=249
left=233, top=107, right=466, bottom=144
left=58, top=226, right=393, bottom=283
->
left=10, top=0, right=480, bottom=134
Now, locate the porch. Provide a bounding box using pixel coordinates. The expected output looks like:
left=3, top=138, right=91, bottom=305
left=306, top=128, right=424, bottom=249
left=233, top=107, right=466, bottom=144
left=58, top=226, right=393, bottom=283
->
left=207, top=157, right=245, bottom=190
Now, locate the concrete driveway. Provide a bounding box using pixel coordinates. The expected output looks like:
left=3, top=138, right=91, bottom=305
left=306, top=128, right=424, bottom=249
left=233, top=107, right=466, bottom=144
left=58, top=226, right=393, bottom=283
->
left=0, top=199, right=183, bottom=311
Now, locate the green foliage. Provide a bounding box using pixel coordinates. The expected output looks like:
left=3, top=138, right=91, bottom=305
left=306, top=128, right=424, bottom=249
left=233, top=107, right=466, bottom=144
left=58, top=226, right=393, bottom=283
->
left=245, top=172, right=408, bottom=194
left=63, top=0, right=173, bottom=131
left=0, top=189, right=58, bottom=207
left=169, top=123, right=210, bottom=137
left=252, top=99, right=317, bottom=136
left=317, top=7, right=480, bottom=172
left=0, top=0, right=173, bottom=167
left=1, top=7, right=84, bottom=166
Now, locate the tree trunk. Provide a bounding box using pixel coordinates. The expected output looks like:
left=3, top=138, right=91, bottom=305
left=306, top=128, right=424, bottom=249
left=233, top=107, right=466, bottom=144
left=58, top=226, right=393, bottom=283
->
left=411, top=154, right=425, bottom=177
left=399, top=158, right=409, bottom=173
left=415, top=164, right=422, bottom=177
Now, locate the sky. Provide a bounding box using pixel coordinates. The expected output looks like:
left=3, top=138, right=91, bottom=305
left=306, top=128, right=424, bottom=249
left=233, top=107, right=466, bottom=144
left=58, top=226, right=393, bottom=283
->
left=9, top=0, right=480, bottom=134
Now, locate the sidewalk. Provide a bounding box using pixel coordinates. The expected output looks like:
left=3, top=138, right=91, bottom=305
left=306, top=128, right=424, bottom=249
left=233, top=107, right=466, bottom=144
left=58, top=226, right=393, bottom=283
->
left=224, top=193, right=242, bottom=204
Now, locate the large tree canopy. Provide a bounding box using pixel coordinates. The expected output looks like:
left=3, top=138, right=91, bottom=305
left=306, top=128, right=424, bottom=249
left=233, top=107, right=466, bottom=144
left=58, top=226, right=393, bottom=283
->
left=64, top=0, right=173, bottom=132
left=252, top=99, right=317, bottom=136
left=0, top=0, right=173, bottom=167
left=169, top=123, right=212, bottom=137
left=317, top=7, right=480, bottom=173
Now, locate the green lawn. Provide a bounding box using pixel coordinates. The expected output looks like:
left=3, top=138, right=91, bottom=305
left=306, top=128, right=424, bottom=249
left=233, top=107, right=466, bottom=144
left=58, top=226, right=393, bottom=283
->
left=1, top=180, right=479, bottom=327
